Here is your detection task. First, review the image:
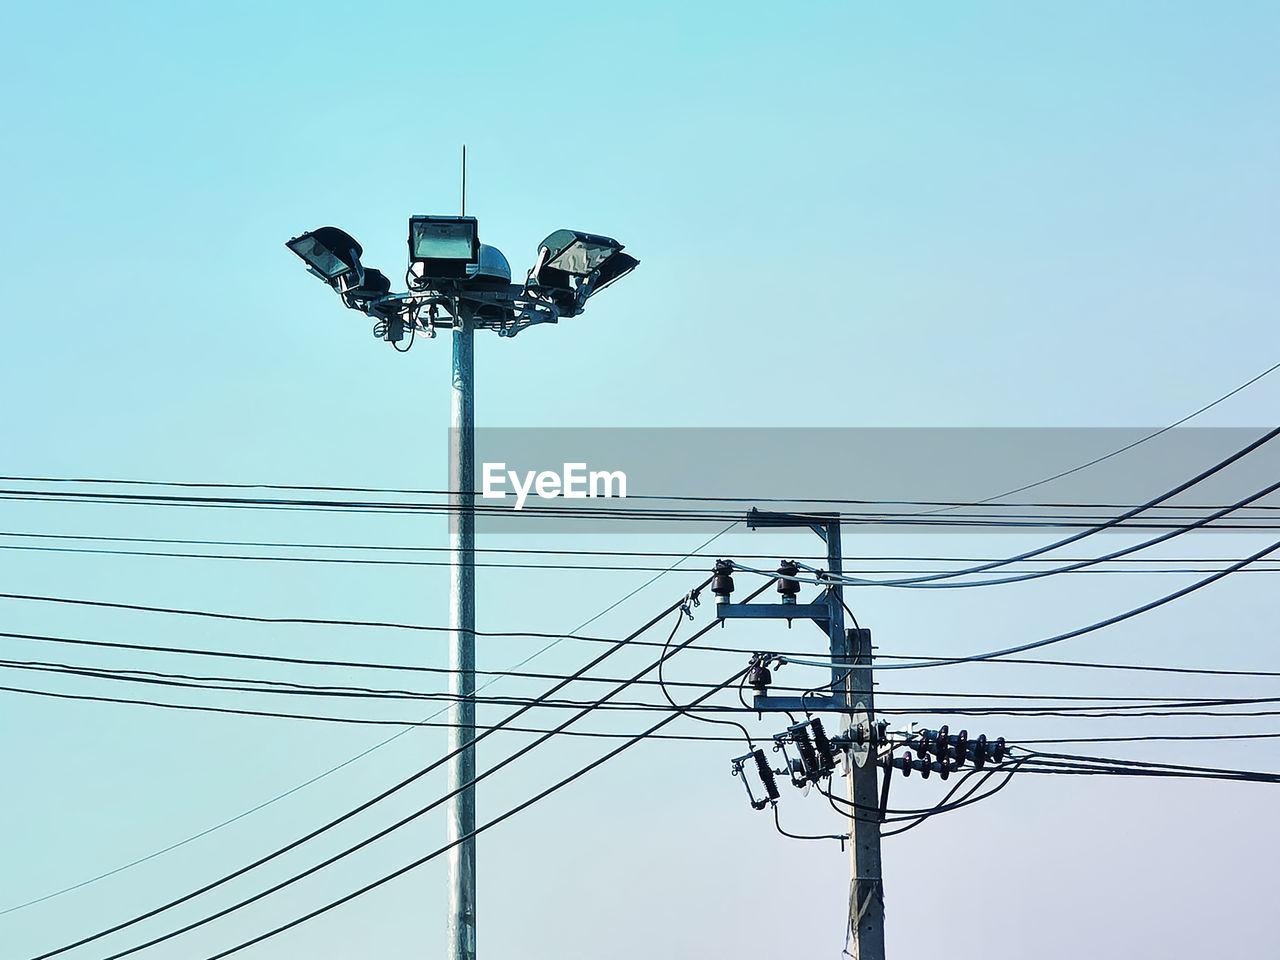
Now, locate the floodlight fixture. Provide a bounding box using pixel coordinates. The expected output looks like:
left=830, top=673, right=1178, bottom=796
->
left=540, top=229, right=623, bottom=275
left=528, top=229, right=638, bottom=311
left=288, top=215, right=635, bottom=340
left=285, top=226, right=364, bottom=282
left=343, top=267, right=392, bottom=303
left=408, top=215, right=480, bottom=281
left=581, top=251, right=639, bottom=298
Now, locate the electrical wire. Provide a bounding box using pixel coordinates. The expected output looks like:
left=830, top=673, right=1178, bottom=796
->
left=0, top=660, right=761, bottom=713
left=196, top=663, right=753, bottom=960
left=38, top=654, right=758, bottom=960
left=29, top=581, right=769, bottom=960
left=1014, top=733, right=1280, bottom=745
left=1, top=482, right=1278, bottom=529
left=7, top=350, right=1280, bottom=523
left=657, top=590, right=757, bottom=747
left=1011, top=747, right=1280, bottom=780
left=815, top=760, right=1022, bottom=836
left=870, top=653, right=1280, bottom=679
left=11, top=558, right=714, bottom=937
left=6, top=475, right=1280, bottom=510
left=771, top=474, right=1280, bottom=591
left=849, top=534, right=1280, bottom=671
left=16, top=613, right=1280, bottom=688
left=7, top=528, right=1280, bottom=566
left=25, top=592, right=692, bottom=959
left=9, top=537, right=1276, bottom=575
left=948, top=359, right=1280, bottom=506
left=828, top=425, right=1280, bottom=587
left=771, top=802, right=848, bottom=843
left=0, top=638, right=760, bottom=691
left=0, top=684, right=744, bottom=739
left=880, top=764, right=1022, bottom=837
left=0, top=591, right=782, bottom=656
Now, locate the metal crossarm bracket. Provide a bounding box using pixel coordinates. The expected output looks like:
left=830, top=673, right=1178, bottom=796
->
left=716, top=602, right=829, bottom=621
left=752, top=695, right=844, bottom=712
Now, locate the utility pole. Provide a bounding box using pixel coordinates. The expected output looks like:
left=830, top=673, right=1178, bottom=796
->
left=447, top=305, right=477, bottom=960
left=823, top=521, right=885, bottom=960
left=719, top=511, right=886, bottom=959
left=844, top=624, right=885, bottom=960
left=723, top=517, right=1018, bottom=958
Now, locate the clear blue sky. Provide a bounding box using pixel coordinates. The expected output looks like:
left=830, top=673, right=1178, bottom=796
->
left=1, top=2, right=1278, bottom=958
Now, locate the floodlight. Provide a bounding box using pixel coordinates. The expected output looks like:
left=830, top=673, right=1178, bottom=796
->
left=343, top=267, right=392, bottom=303
left=528, top=229, right=638, bottom=309
left=408, top=215, right=480, bottom=280
left=582, top=251, right=638, bottom=297
left=540, top=229, right=623, bottom=276
left=285, top=227, right=363, bottom=281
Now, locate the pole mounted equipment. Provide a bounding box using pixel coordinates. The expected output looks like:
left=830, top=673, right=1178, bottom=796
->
left=748, top=653, right=774, bottom=695
left=809, top=717, right=837, bottom=777
left=892, top=728, right=1010, bottom=778
left=777, top=560, right=801, bottom=604
left=286, top=215, right=638, bottom=345
left=732, top=749, right=782, bottom=810
left=712, top=560, right=736, bottom=605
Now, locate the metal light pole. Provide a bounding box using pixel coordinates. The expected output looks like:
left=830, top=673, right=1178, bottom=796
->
left=285, top=205, right=638, bottom=960
left=447, top=306, right=477, bottom=960
left=449, top=157, right=477, bottom=960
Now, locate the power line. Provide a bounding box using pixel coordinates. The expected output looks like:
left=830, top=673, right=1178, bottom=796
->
left=853, top=534, right=1280, bottom=671
left=0, top=484, right=1277, bottom=528
left=870, top=653, right=1280, bottom=678
left=11, top=680, right=1280, bottom=747
left=2, top=536, right=1278, bottom=576
left=9, top=655, right=1279, bottom=715
left=0, top=607, right=768, bottom=658
left=32, top=590, right=766, bottom=960
left=5, top=349, right=1278, bottom=521
left=2, top=489, right=1275, bottom=512
left=954, top=359, right=1280, bottom=504
left=0, top=633, right=741, bottom=687
left=1013, top=733, right=1280, bottom=745
left=0, top=525, right=738, bottom=919
left=1008, top=749, right=1280, bottom=784
left=6, top=529, right=1280, bottom=566
left=832, top=425, right=1280, bottom=587
left=0, top=684, right=749, bottom=738
left=25, top=587, right=704, bottom=960
left=765, top=474, right=1280, bottom=591
left=204, top=665, right=754, bottom=960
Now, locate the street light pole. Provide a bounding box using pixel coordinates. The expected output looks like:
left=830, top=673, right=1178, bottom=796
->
left=285, top=212, right=638, bottom=960
left=447, top=305, right=477, bottom=960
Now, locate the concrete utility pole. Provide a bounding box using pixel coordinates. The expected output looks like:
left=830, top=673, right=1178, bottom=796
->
left=844, top=624, right=885, bottom=960
left=823, top=523, right=885, bottom=960
left=447, top=307, right=477, bottom=960
left=720, top=512, right=886, bottom=959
